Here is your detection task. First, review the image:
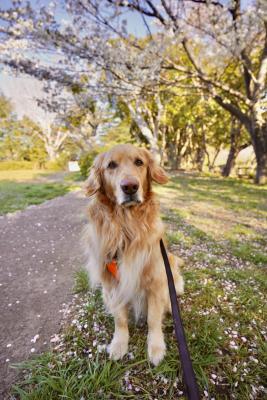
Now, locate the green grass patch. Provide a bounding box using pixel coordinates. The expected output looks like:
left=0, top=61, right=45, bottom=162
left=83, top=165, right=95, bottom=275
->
left=170, top=174, right=267, bottom=215
left=64, top=171, right=85, bottom=183
left=0, top=181, right=70, bottom=215
left=230, top=240, right=267, bottom=265
left=73, top=269, right=90, bottom=294
left=166, top=231, right=185, bottom=245
left=12, top=353, right=126, bottom=400
left=229, top=224, right=255, bottom=238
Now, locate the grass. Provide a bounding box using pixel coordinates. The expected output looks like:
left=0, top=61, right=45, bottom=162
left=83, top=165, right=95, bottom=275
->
left=230, top=241, right=267, bottom=265
left=0, top=181, right=71, bottom=215
left=73, top=269, right=90, bottom=294
left=165, top=173, right=267, bottom=216
left=0, top=169, right=52, bottom=182
left=64, top=171, right=85, bottom=183
left=11, top=173, right=267, bottom=399
left=0, top=169, right=82, bottom=215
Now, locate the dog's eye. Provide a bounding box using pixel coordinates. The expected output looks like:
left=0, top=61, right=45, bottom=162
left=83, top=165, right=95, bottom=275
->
left=134, top=158, right=144, bottom=166
left=107, top=160, right=118, bottom=169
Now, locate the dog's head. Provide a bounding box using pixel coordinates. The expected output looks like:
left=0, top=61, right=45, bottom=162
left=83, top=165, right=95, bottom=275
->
left=85, top=144, right=168, bottom=206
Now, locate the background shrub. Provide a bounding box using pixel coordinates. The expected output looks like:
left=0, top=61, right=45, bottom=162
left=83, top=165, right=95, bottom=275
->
left=79, top=148, right=102, bottom=178
left=45, top=153, right=71, bottom=171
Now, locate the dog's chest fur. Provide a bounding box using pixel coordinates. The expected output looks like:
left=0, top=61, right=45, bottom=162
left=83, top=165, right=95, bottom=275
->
left=86, top=194, right=164, bottom=314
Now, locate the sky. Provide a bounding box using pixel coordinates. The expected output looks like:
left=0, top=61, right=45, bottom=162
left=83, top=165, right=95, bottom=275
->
left=0, top=0, right=153, bottom=37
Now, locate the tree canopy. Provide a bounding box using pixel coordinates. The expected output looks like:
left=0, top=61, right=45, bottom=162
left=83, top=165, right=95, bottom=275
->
left=0, top=1, right=266, bottom=181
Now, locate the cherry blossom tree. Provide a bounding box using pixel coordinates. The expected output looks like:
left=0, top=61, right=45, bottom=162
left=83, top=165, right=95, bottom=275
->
left=0, top=0, right=266, bottom=181
left=98, top=0, right=266, bottom=182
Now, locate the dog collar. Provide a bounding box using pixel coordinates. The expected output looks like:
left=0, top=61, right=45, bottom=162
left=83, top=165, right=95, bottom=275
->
left=106, top=259, right=119, bottom=280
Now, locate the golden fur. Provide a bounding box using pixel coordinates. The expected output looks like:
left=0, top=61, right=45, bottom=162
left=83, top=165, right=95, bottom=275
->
left=83, top=144, right=184, bottom=365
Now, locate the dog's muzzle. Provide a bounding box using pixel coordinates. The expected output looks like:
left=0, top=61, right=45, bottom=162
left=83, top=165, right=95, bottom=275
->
left=120, top=177, right=141, bottom=206
left=121, top=194, right=141, bottom=206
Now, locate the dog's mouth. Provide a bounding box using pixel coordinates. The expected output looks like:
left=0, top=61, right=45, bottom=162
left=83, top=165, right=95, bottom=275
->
left=121, top=195, right=142, bottom=207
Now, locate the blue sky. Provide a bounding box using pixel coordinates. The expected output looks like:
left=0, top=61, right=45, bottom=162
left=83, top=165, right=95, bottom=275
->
left=1, top=0, right=252, bottom=37
left=0, top=0, right=154, bottom=37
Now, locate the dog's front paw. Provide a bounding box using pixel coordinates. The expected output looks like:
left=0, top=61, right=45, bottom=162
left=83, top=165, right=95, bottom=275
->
left=108, top=338, right=128, bottom=361
left=148, top=340, right=166, bottom=366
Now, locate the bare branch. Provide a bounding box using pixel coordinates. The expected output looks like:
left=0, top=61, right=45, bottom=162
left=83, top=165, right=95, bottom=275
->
left=182, top=38, right=204, bottom=76
left=106, top=0, right=165, bottom=23
left=145, top=0, right=166, bottom=25
left=214, top=95, right=251, bottom=130
left=161, top=0, right=178, bottom=28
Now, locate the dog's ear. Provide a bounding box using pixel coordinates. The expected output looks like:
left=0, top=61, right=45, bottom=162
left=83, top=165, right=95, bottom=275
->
left=143, top=149, right=168, bottom=184
left=84, top=152, right=105, bottom=196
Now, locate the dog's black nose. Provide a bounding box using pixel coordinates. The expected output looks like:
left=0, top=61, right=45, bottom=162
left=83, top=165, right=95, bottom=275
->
left=120, top=178, right=139, bottom=195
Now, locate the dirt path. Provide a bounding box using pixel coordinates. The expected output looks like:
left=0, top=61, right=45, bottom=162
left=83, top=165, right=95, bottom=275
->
left=0, top=191, right=88, bottom=399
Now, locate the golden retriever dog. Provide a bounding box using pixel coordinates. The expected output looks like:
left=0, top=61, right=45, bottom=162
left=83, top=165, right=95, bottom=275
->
left=84, top=144, right=184, bottom=366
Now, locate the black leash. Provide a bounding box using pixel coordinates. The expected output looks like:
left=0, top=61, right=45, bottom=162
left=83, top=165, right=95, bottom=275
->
left=160, top=239, right=200, bottom=400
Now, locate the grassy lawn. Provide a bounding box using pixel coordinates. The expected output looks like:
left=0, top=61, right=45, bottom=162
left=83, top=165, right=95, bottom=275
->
left=0, top=169, right=51, bottom=182
left=0, top=170, right=81, bottom=215
left=11, top=173, right=267, bottom=399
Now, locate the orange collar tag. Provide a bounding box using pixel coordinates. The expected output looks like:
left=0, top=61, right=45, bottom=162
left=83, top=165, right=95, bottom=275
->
left=106, top=259, right=119, bottom=280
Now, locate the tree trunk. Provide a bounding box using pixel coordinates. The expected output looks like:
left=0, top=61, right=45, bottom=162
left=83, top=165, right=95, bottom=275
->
left=222, top=147, right=237, bottom=177
left=195, top=128, right=206, bottom=172
left=195, top=130, right=206, bottom=172
left=253, top=126, right=267, bottom=184
left=205, top=148, right=211, bottom=170
left=45, top=144, right=57, bottom=160
left=128, top=103, right=161, bottom=162
left=222, top=119, right=241, bottom=177
left=210, top=148, right=220, bottom=171
left=255, top=152, right=267, bottom=184
left=175, top=128, right=187, bottom=169
left=160, top=128, right=166, bottom=166
left=175, top=154, right=182, bottom=169
left=195, top=147, right=205, bottom=172
left=165, top=140, right=177, bottom=169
